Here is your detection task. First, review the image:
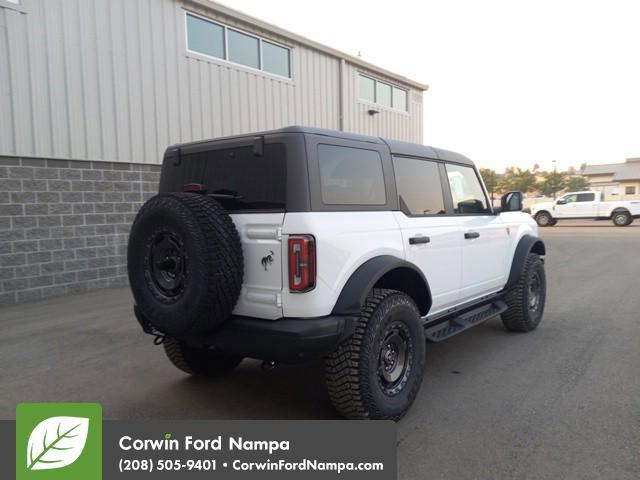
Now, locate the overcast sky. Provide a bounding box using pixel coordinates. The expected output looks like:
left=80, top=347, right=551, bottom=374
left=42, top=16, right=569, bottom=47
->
left=218, top=0, right=640, bottom=172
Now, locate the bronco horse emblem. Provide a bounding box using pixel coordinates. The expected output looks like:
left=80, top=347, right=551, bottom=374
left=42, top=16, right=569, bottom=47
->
left=261, top=251, right=274, bottom=271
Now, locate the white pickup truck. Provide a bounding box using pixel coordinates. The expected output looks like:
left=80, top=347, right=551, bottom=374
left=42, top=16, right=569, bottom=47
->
left=531, top=191, right=640, bottom=226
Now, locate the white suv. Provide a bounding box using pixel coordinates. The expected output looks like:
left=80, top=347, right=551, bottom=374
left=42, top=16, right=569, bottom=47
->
left=127, top=126, right=547, bottom=420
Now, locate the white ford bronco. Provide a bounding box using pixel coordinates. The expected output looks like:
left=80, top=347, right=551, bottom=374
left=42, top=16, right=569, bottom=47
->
left=127, top=126, right=546, bottom=420
left=531, top=190, right=640, bottom=227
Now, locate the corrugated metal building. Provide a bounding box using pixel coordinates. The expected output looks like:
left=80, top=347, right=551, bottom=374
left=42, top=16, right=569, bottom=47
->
left=0, top=0, right=427, bottom=304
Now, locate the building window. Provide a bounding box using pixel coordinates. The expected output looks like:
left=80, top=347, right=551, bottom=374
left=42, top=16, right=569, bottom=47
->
left=625, top=186, right=636, bottom=195
left=227, top=29, right=260, bottom=69
left=185, top=12, right=291, bottom=78
left=262, top=41, right=291, bottom=77
left=358, top=73, right=408, bottom=111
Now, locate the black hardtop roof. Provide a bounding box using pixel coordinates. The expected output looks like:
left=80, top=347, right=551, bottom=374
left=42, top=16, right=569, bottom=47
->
left=169, top=126, right=475, bottom=167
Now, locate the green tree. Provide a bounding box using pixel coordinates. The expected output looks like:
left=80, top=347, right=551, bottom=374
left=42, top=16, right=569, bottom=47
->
left=537, top=171, right=568, bottom=198
left=565, top=175, right=590, bottom=192
left=499, top=167, right=537, bottom=193
left=479, top=168, right=499, bottom=199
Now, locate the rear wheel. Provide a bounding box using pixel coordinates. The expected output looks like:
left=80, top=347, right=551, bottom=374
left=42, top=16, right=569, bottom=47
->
left=535, top=211, right=553, bottom=227
left=502, top=253, right=546, bottom=332
left=163, top=337, right=243, bottom=376
left=325, top=289, right=426, bottom=421
left=612, top=210, right=632, bottom=226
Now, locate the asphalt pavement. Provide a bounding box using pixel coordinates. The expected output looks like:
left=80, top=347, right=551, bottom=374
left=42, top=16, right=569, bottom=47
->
left=1, top=222, right=639, bottom=479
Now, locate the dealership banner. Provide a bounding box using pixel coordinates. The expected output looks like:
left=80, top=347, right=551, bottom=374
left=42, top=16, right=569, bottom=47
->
left=2, top=405, right=396, bottom=479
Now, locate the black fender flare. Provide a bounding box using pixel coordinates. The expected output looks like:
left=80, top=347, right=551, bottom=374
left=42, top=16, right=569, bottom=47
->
left=505, top=235, right=546, bottom=290
left=331, top=255, right=431, bottom=316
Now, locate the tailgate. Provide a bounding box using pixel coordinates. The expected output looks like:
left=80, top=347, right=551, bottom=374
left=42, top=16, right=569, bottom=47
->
left=230, top=213, right=285, bottom=320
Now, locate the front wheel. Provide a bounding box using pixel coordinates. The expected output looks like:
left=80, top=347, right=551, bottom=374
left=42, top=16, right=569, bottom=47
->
left=502, top=253, right=546, bottom=332
left=163, top=338, right=243, bottom=376
left=535, top=211, right=554, bottom=227
left=612, top=211, right=632, bottom=226
left=325, top=289, right=426, bottom=421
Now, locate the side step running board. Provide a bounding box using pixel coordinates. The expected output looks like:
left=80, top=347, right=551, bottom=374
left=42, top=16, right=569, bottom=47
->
left=424, top=300, right=508, bottom=342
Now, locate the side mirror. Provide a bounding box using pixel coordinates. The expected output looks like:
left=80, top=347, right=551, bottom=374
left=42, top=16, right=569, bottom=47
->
left=500, top=191, right=523, bottom=212
left=556, top=199, right=567, bottom=205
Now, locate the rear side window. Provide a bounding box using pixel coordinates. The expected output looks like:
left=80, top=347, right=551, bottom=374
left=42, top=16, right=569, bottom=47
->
left=318, top=144, right=386, bottom=205
left=445, top=163, right=489, bottom=214
left=166, top=144, right=286, bottom=211
left=577, top=193, right=595, bottom=202
left=393, top=157, right=445, bottom=215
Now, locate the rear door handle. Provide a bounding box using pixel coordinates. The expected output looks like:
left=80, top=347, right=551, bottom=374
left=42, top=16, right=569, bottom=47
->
left=464, top=232, right=480, bottom=239
left=409, top=236, right=431, bottom=245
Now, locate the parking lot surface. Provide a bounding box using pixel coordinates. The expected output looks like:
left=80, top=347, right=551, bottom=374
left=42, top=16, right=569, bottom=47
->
left=1, top=222, right=639, bottom=479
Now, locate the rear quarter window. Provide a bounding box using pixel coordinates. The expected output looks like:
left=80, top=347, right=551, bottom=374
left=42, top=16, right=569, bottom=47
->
left=318, top=144, right=386, bottom=205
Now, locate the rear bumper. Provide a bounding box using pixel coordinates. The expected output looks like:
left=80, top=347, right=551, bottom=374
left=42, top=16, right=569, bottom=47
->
left=134, top=307, right=357, bottom=363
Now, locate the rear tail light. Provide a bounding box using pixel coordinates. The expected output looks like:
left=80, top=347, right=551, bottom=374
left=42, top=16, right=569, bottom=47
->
left=288, top=235, right=316, bottom=292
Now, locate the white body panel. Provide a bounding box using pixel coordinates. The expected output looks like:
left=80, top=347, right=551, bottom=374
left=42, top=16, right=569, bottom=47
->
left=456, top=214, right=510, bottom=302
left=231, top=208, right=539, bottom=322
left=531, top=191, right=640, bottom=219
left=230, top=213, right=285, bottom=320
left=392, top=212, right=462, bottom=312
left=281, top=212, right=404, bottom=318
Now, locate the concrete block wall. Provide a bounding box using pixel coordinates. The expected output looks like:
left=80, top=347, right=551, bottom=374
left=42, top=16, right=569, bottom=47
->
left=0, top=157, right=161, bottom=305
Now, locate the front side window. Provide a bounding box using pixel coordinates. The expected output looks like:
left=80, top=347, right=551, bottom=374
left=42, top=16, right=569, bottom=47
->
left=393, top=157, right=445, bottom=215
left=576, top=193, right=595, bottom=202
left=563, top=194, right=578, bottom=203
left=318, top=145, right=386, bottom=205
left=445, top=164, right=489, bottom=214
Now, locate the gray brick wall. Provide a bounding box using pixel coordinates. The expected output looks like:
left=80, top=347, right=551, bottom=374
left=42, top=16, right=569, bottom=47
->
left=0, top=156, right=161, bottom=305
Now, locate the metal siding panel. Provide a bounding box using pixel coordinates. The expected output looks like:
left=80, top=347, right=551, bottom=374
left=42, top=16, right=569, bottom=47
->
left=137, top=0, right=158, bottom=161
left=44, top=0, right=71, bottom=157
left=0, top=8, right=15, bottom=154
left=94, top=0, right=118, bottom=161
left=110, top=0, right=132, bottom=162
left=6, top=8, right=33, bottom=155
left=62, top=0, right=87, bottom=158
left=77, top=0, right=103, bottom=160
left=26, top=2, right=52, bottom=156
left=123, top=0, right=145, bottom=162
left=151, top=0, right=169, bottom=161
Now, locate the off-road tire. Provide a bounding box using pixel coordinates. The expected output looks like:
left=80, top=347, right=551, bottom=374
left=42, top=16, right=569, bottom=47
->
left=612, top=210, right=632, bottom=227
left=502, top=253, right=546, bottom=332
left=128, top=193, right=243, bottom=336
left=325, top=289, right=426, bottom=421
left=163, top=337, right=243, bottom=376
left=535, top=211, right=553, bottom=227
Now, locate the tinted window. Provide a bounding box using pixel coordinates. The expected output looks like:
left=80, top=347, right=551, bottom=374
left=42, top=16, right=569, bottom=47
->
left=445, top=164, right=489, bottom=214
left=393, top=87, right=407, bottom=111
left=576, top=193, right=595, bottom=202
left=376, top=81, right=392, bottom=107
left=359, top=75, right=375, bottom=103
left=393, top=157, right=445, bottom=215
left=163, top=144, right=286, bottom=211
left=186, top=14, right=224, bottom=59
left=262, top=41, right=290, bottom=77
left=228, top=29, right=260, bottom=69
left=318, top=144, right=386, bottom=205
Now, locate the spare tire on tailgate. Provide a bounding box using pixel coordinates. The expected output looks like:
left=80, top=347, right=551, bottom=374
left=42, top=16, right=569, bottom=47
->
left=127, top=192, right=243, bottom=335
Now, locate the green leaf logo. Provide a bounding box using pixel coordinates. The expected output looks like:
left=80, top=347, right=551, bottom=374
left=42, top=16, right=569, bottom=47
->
left=26, top=416, right=89, bottom=471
